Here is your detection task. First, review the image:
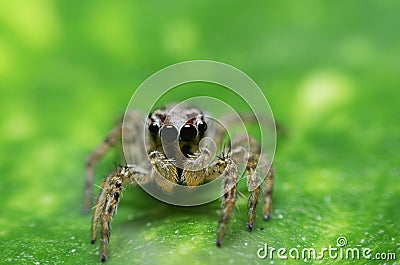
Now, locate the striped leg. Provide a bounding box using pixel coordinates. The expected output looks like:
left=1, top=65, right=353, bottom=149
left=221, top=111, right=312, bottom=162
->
left=215, top=155, right=238, bottom=247
left=262, top=167, right=274, bottom=220
left=230, top=135, right=274, bottom=229
left=83, top=110, right=144, bottom=214
left=246, top=166, right=261, bottom=230
left=83, top=123, right=122, bottom=214
left=91, top=165, right=149, bottom=262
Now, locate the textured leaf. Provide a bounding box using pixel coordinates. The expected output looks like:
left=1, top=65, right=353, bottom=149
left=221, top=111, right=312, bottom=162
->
left=1, top=1, right=399, bottom=264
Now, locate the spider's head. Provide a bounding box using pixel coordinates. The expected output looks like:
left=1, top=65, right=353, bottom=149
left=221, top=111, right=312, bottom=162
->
left=147, top=105, right=208, bottom=157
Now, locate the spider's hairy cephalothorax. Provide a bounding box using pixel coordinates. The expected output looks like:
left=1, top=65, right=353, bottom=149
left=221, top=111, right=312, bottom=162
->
left=148, top=107, right=207, bottom=152
left=146, top=105, right=213, bottom=186
left=83, top=105, right=274, bottom=262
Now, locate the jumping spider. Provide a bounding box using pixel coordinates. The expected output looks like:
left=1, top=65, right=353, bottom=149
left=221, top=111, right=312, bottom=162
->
left=82, top=104, right=274, bottom=262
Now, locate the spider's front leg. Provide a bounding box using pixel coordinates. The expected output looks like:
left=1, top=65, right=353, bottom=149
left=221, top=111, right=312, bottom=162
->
left=84, top=122, right=122, bottom=214
left=83, top=110, right=144, bottom=214
left=208, top=154, right=239, bottom=247
left=91, top=165, right=149, bottom=262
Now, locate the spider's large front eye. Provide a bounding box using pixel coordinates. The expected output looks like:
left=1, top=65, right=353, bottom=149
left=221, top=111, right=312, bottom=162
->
left=148, top=123, right=160, bottom=134
left=197, top=121, right=207, bottom=132
left=180, top=124, right=198, bottom=142
left=160, top=125, right=178, bottom=142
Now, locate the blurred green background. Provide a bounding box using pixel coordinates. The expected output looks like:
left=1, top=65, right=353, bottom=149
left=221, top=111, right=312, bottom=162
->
left=1, top=0, right=399, bottom=264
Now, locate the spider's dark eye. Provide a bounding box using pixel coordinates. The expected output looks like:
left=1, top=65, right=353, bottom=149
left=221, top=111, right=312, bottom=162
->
left=198, top=121, right=207, bottom=132
left=180, top=124, right=198, bottom=142
left=148, top=123, right=160, bottom=134
left=160, top=125, right=178, bottom=142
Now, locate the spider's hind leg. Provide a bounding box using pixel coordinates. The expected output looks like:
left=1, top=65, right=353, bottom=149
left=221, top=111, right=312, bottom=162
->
left=83, top=110, right=144, bottom=214
left=262, top=166, right=274, bottom=220
left=83, top=122, right=122, bottom=214
left=231, top=135, right=274, bottom=230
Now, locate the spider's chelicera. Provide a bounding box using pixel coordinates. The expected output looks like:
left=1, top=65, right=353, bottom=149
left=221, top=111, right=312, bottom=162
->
left=83, top=105, right=274, bottom=262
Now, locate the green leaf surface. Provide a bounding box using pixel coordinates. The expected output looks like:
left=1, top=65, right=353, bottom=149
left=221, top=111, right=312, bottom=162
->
left=1, top=1, right=399, bottom=264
